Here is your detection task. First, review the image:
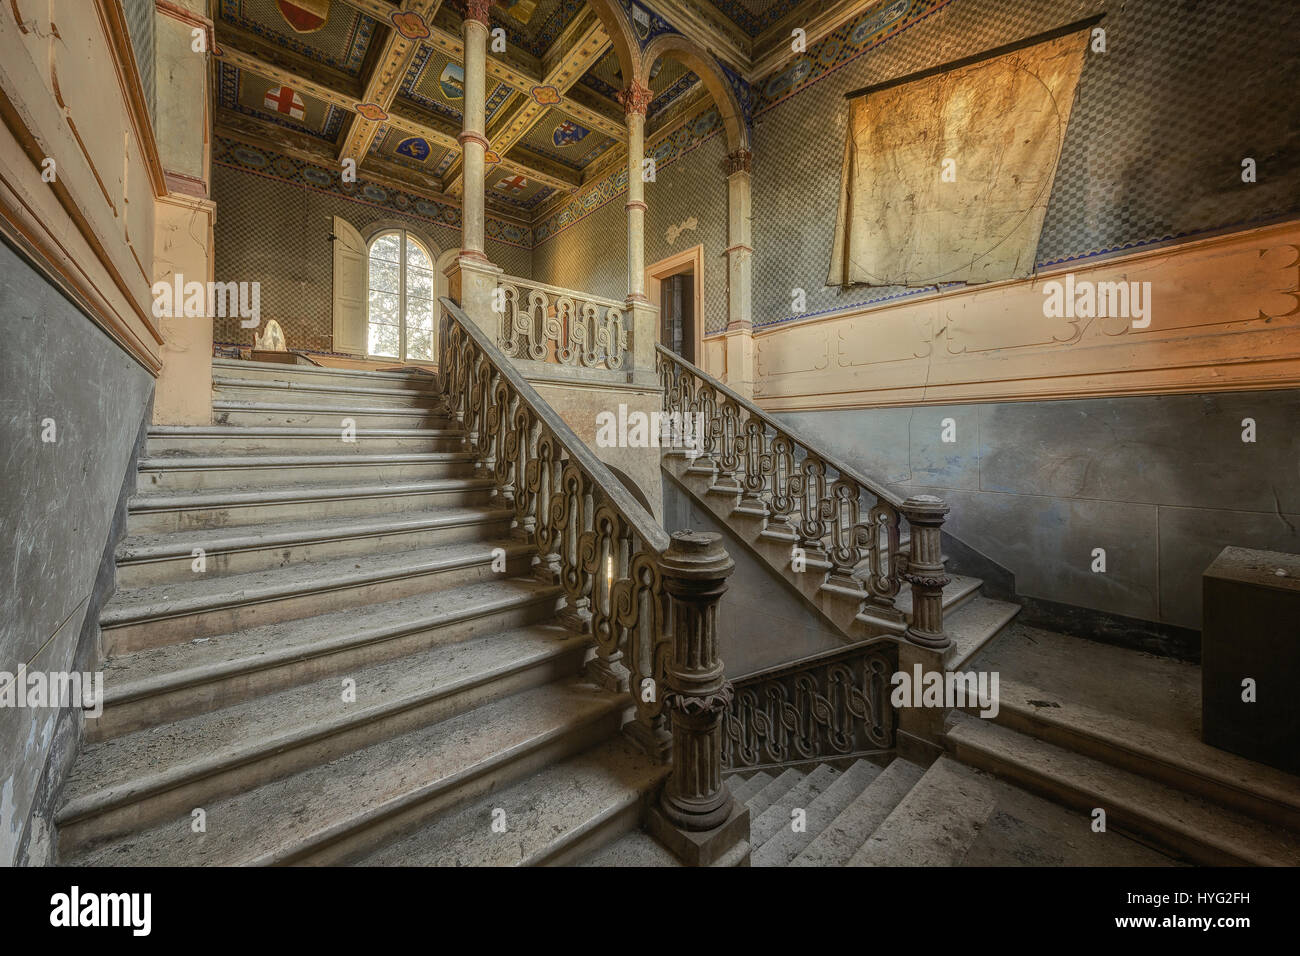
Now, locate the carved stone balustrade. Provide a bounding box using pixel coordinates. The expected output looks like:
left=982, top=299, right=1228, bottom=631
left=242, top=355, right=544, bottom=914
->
left=439, top=296, right=742, bottom=863
left=495, top=275, right=629, bottom=373
left=657, top=344, right=951, bottom=650
left=723, top=641, right=898, bottom=772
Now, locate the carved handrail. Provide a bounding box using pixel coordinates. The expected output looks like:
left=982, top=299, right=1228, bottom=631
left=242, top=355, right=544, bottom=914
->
left=496, top=274, right=628, bottom=371
left=439, top=297, right=740, bottom=837
left=657, top=345, right=952, bottom=648
left=723, top=641, right=898, bottom=772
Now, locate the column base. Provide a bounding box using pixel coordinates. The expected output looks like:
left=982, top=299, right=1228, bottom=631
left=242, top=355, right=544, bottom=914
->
left=444, top=255, right=503, bottom=337
left=646, top=800, right=750, bottom=867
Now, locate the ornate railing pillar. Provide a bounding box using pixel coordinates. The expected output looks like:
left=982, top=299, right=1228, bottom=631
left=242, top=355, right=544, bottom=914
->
left=648, top=531, right=750, bottom=864
left=899, top=495, right=951, bottom=650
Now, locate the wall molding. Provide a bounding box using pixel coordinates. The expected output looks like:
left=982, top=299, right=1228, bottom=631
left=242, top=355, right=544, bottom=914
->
left=752, top=219, right=1300, bottom=411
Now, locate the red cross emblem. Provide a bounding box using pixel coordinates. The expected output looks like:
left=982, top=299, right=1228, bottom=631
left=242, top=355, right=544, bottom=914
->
left=264, top=85, right=305, bottom=120
left=495, top=174, right=529, bottom=194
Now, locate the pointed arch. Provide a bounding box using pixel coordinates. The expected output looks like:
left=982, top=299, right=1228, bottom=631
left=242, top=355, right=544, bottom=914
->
left=640, top=34, right=749, bottom=153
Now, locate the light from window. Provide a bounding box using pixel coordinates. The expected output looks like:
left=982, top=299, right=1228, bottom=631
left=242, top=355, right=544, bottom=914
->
left=367, top=230, right=435, bottom=361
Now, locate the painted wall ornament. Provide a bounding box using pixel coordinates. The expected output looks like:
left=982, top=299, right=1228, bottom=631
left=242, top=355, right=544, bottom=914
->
left=390, top=11, right=431, bottom=40
left=276, top=0, right=328, bottom=33
left=355, top=103, right=388, bottom=121
left=440, top=63, right=465, bottom=100
left=396, top=137, right=432, bottom=161
left=531, top=85, right=561, bottom=106
left=553, top=120, right=590, bottom=147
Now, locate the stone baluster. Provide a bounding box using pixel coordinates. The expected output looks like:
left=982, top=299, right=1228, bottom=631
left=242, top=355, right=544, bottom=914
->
left=899, top=494, right=952, bottom=650
left=648, top=531, right=750, bottom=865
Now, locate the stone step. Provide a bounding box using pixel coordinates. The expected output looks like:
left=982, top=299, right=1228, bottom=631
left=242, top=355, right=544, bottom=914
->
left=99, top=538, right=535, bottom=653
left=146, top=425, right=466, bottom=456
left=212, top=375, right=445, bottom=409
left=791, top=757, right=926, bottom=866
left=728, top=770, right=774, bottom=805
left=61, top=678, right=627, bottom=866
left=846, top=755, right=999, bottom=866
left=93, top=577, right=562, bottom=739
left=753, top=759, right=881, bottom=866
left=984, top=676, right=1300, bottom=832
left=944, top=711, right=1300, bottom=866
left=211, top=357, right=437, bottom=391
left=352, top=738, right=669, bottom=866
left=124, top=476, right=497, bottom=533
left=213, top=399, right=456, bottom=429
left=58, top=624, right=592, bottom=855
left=135, top=451, right=476, bottom=494
left=750, top=764, right=841, bottom=849
left=580, top=829, right=683, bottom=867
left=942, top=594, right=1021, bottom=671
left=967, top=625, right=1300, bottom=832
left=115, top=505, right=513, bottom=586
left=959, top=769, right=1182, bottom=867
left=745, top=768, right=805, bottom=817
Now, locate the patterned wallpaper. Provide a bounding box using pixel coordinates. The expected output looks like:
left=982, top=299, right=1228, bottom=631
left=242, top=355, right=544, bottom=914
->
left=211, top=149, right=532, bottom=351
left=532, top=130, right=731, bottom=332
left=531, top=0, right=1300, bottom=334
left=751, top=0, right=1300, bottom=329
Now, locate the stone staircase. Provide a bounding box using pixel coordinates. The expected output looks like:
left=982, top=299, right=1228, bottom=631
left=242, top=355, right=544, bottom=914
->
left=55, top=358, right=667, bottom=865
left=663, top=455, right=1020, bottom=673
left=592, top=619, right=1300, bottom=867
left=946, top=622, right=1300, bottom=867
left=590, top=751, right=1180, bottom=866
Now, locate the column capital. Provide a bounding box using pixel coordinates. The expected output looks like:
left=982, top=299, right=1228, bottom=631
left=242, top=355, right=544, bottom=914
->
left=726, top=148, right=752, bottom=175
left=465, top=0, right=493, bottom=26
left=617, top=82, right=654, bottom=117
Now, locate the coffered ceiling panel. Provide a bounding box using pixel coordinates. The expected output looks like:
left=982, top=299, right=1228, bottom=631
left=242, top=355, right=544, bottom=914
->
left=220, top=61, right=348, bottom=141
left=218, top=0, right=380, bottom=75
left=517, top=107, right=617, bottom=170
left=400, top=46, right=515, bottom=125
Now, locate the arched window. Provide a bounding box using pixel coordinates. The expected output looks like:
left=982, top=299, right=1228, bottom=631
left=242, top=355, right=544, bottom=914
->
left=367, top=229, right=435, bottom=361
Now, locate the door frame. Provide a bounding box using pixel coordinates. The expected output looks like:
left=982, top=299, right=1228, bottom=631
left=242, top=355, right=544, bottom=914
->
left=646, top=243, right=704, bottom=366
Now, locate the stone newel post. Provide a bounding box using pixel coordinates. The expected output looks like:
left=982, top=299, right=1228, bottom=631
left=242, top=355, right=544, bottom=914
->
left=899, top=494, right=952, bottom=650
left=648, top=531, right=750, bottom=864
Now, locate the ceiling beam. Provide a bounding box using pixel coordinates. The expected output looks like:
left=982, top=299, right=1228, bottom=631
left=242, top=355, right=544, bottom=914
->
left=444, top=7, right=613, bottom=195
left=214, top=21, right=578, bottom=192
left=214, top=108, right=534, bottom=225
left=421, top=6, right=624, bottom=139
left=337, top=1, right=444, bottom=165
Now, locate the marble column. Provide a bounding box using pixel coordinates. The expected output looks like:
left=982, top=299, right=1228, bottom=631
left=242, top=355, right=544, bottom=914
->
left=458, top=0, right=491, bottom=264
left=723, top=148, right=755, bottom=398
left=445, top=0, right=502, bottom=335
left=618, top=81, right=658, bottom=378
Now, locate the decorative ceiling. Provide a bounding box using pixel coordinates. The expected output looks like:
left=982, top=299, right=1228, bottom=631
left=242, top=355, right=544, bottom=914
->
left=219, top=0, right=379, bottom=74
left=219, top=62, right=348, bottom=141
left=701, top=0, right=805, bottom=37
left=210, top=0, right=760, bottom=218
